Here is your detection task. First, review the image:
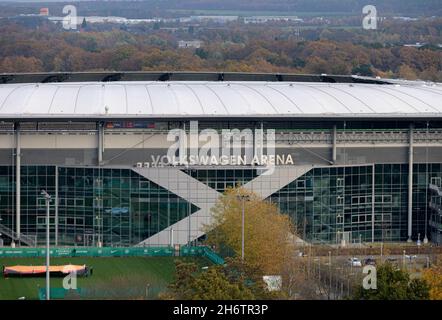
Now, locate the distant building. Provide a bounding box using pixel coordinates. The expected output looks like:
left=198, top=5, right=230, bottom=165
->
left=403, top=42, right=427, bottom=48
left=178, top=40, right=203, bottom=49
left=189, top=16, right=238, bottom=23
left=393, top=16, right=419, bottom=21
left=47, top=16, right=161, bottom=26
left=39, top=8, right=49, bottom=16
left=244, top=16, right=303, bottom=24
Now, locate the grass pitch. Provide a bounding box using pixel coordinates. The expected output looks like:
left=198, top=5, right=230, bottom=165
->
left=0, top=256, right=208, bottom=300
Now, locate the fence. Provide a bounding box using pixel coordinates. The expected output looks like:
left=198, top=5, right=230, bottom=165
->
left=0, top=246, right=224, bottom=264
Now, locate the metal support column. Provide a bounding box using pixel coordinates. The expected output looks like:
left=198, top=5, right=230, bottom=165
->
left=407, top=123, right=414, bottom=242
left=55, top=166, right=58, bottom=246
left=15, top=123, right=21, bottom=245
left=98, top=122, right=104, bottom=165
left=372, top=164, right=375, bottom=242
left=332, top=125, right=337, bottom=164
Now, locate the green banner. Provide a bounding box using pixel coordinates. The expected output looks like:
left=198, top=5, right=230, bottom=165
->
left=0, top=246, right=223, bottom=264
left=0, top=247, right=174, bottom=258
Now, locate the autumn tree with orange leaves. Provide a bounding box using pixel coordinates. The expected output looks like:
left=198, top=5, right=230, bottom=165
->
left=205, top=187, right=296, bottom=276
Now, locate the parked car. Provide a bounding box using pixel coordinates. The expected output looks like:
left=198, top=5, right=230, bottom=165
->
left=385, top=257, right=400, bottom=267
left=364, top=258, right=376, bottom=266
left=348, top=257, right=362, bottom=267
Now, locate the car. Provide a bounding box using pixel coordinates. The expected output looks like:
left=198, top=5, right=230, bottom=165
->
left=386, top=257, right=398, bottom=262
left=348, top=257, right=362, bottom=267
left=364, top=258, right=376, bottom=266
left=297, top=251, right=307, bottom=257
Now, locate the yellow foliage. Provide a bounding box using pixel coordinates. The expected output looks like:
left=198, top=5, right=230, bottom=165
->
left=205, top=187, right=294, bottom=275
left=422, top=264, right=442, bottom=300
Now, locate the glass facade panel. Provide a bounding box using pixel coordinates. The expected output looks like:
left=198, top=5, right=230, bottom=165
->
left=0, top=166, right=198, bottom=247
left=268, top=164, right=441, bottom=243
left=0, top=163, right=440, bottom=246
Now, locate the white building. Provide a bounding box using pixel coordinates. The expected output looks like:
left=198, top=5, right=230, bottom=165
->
left=178, top=40, right=203, bottom=49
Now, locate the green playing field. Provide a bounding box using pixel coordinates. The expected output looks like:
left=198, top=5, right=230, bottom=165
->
left=0, top=256, right=208, bottom=300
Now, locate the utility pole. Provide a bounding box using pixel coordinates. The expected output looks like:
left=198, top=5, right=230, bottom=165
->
left=236, top=193, right=250, bottom=261
left=41, top=190, right=51, bottom=301
left=328, top=251, right=332, bottom=300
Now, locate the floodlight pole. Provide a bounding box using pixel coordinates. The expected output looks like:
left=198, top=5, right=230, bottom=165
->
left=241, top=198, right=245, bottom=261
left=41, top=190, right=51, bottom=301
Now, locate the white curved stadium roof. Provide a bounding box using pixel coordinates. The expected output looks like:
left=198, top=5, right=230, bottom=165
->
left=0, top=81, right=441, bottom=119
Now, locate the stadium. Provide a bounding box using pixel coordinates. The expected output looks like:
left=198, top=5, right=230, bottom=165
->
left=0, top=72, right=441, bottom=248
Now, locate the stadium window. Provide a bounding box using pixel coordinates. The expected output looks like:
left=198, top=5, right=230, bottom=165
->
left=351, top=196, right=359, bottom=205
left=94, top=178, right=103, bottom=188
left=336, top=214, right=344, bottom=224
left=36, top=197, right=46, bottom=208
left=139, top=180, right=149, bottom=190
left=93, top=197, right=103, bottom=209
left=336, top=177, right=344, bottom=187
left=37, top=216, right=55, bottom=226
left=297, top=180, right=306, bottom=189
left=431, top=177, right=441, bottom=187
left=37, top=216, right=46, bottom=225
left=337, top=196, right=344, bottom=205
left=382, top=195, right=392, bottom=203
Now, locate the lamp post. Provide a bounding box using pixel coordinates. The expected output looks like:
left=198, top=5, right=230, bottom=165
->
left=41, top=190, right=51, bottom=301
left=328, top=251, right=332, bottom=300
left=145, top=283, right=150, bottom=300
left=236, top=194, right=250, bottom=261
left=95, top=215, right=103, bottom=247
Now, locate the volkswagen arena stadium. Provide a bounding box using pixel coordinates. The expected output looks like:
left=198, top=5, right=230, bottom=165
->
left=0, top=72, right=441, bottom=248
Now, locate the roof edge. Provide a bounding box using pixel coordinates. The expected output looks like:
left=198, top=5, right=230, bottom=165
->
left=0, top=71, right=395, bottom=85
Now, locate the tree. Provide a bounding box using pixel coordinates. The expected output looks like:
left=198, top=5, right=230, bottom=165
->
left=191, top=267, right=255, bottom=300
left=422, top=264, right=442, bottom=300
left=164, top=261, right=199, bottom=299
left=398, top=64, right=418, bottom=80
left=205, top=187, right=295, bottom=276
left=81, top=18, right=87, bottom=30
left=0, top=56, right=43, bottom=72
left=163, top=260, right=259, bottom=300
left=352, top=64, right=374, bottom=76
left=195, top=48, right=209, bottom=60
left=354, top=263, right=430, bottom=300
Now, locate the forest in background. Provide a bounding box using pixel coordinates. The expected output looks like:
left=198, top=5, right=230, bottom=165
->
left=0, top=0, right=441, bottom=81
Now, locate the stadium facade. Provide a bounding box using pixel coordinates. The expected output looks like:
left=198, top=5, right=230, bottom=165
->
left=0, top=72, right=441, bottom=247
